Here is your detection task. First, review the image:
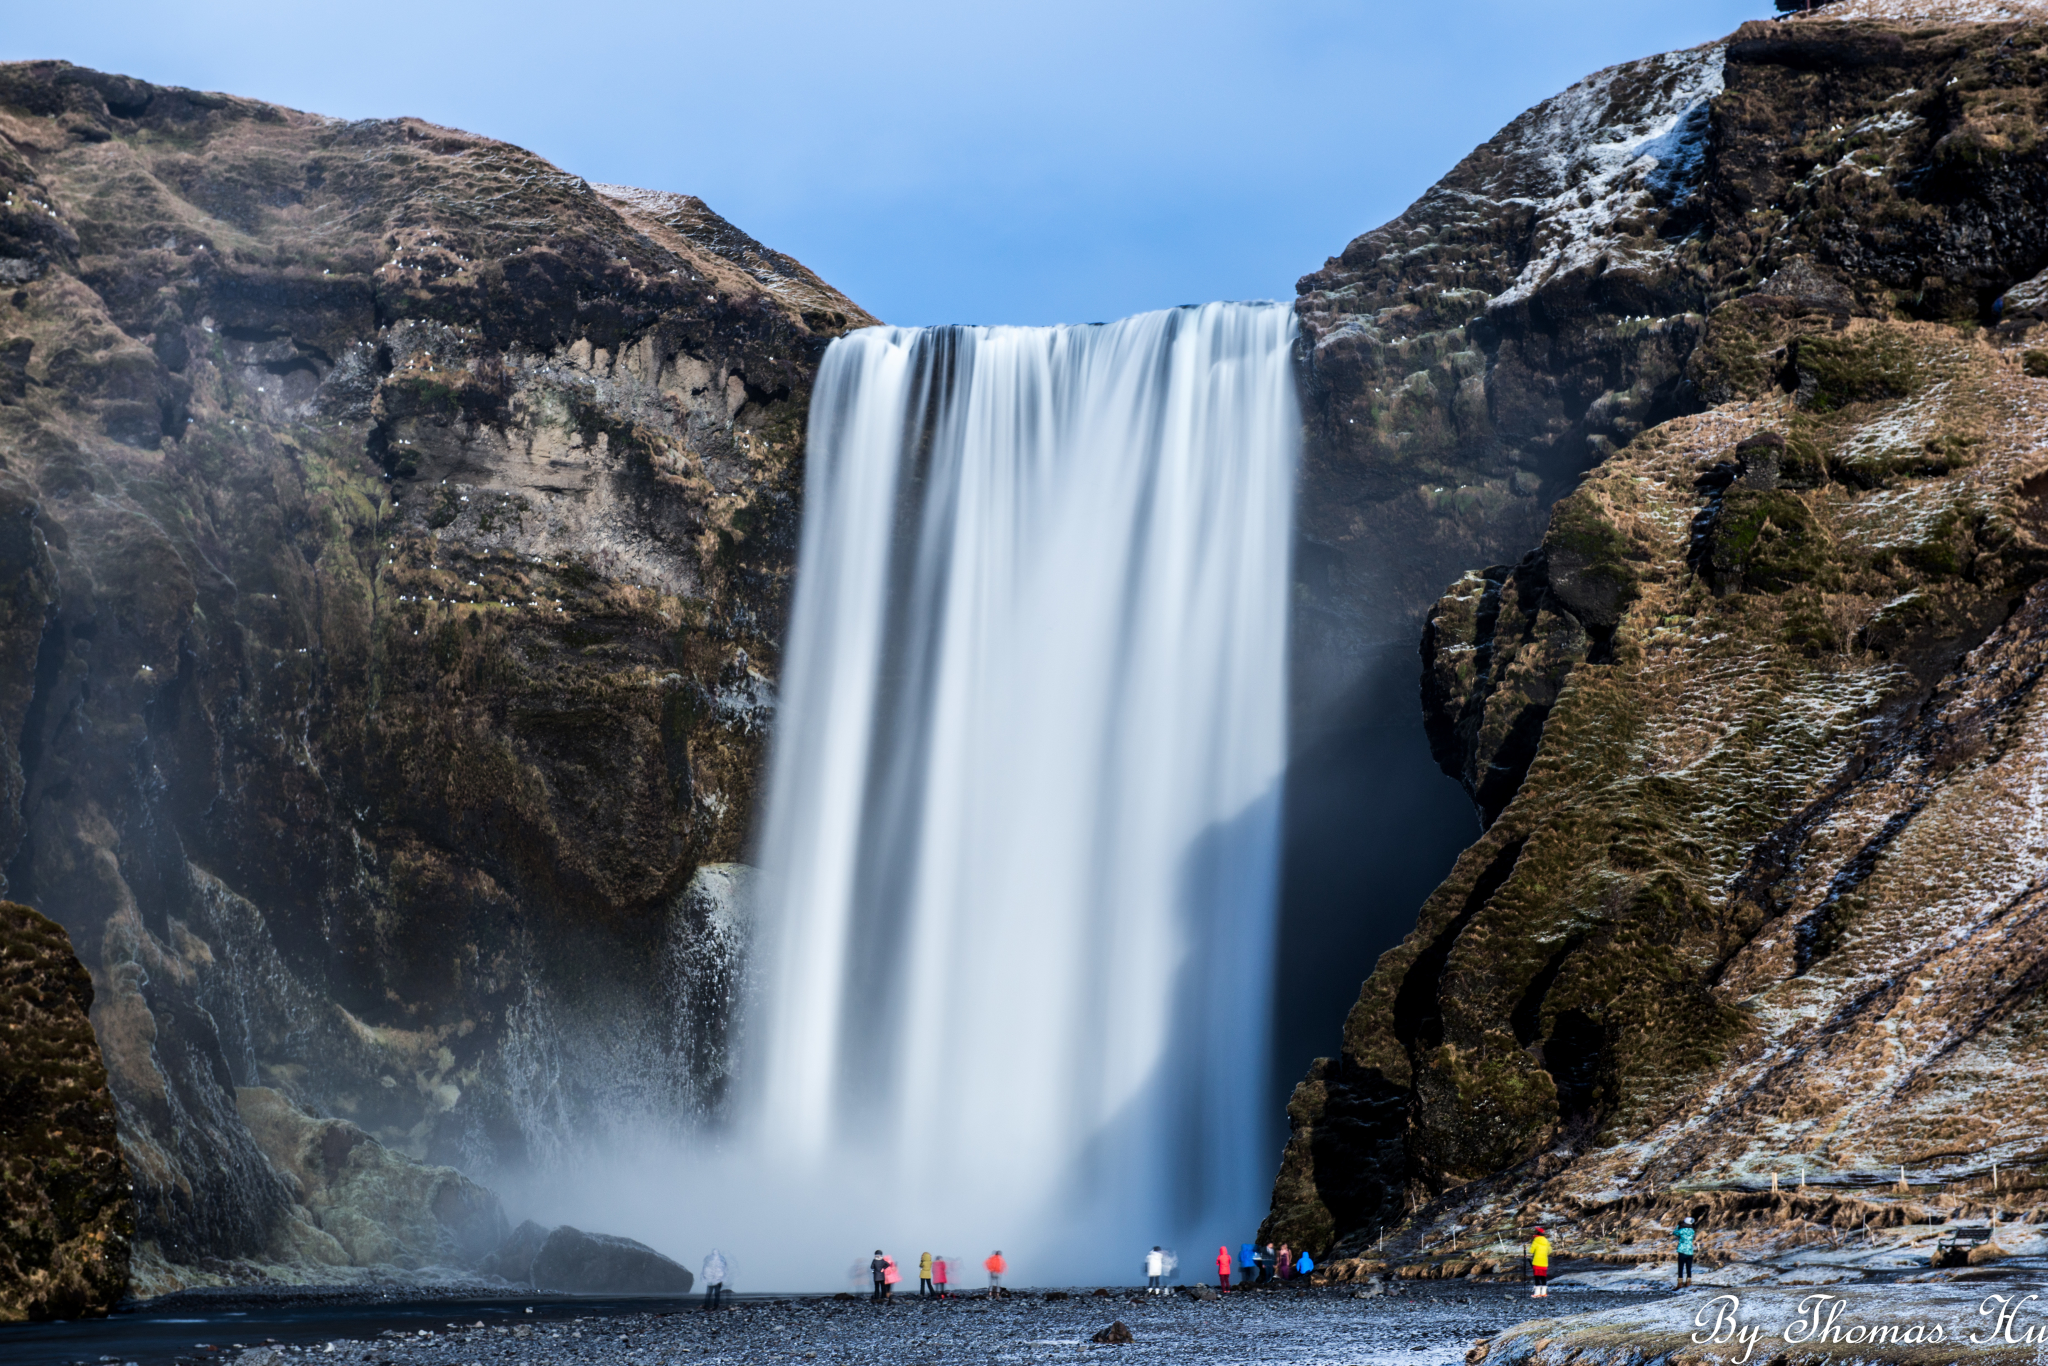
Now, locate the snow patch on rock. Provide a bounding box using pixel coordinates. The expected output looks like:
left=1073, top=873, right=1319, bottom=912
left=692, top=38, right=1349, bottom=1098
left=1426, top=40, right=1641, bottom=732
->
left=1489, top=48, right=1726, bottom=310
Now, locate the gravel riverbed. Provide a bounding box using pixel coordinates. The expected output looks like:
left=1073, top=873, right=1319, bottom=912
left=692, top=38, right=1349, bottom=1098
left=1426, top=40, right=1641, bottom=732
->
left=204, top=1284, right=1635, bottom=1366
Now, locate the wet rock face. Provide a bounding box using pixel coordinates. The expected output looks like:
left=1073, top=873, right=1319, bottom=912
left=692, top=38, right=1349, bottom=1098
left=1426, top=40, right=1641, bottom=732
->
left=0, top=900, right=131, bottom=1321
left=232, top=1086, right=507, bottom=1272
left=1271, top=8, right=2048, bottom=1259
left=0, top=61, right=862, bottom=1281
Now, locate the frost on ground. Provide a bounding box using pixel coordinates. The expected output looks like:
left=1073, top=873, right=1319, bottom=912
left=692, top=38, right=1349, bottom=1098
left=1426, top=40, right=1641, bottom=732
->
left=210, top=1286, right=1586, bottom=1366
left=1795, top=0, right=2048, bottom=23
left=1483, top=1279, right=2048, bottom=1365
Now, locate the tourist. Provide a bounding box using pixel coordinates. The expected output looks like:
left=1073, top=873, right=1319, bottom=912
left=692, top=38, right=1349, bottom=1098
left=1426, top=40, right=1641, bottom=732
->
left=1675, top=1216, right=1696, bottom=1290
left=1239, top=1241, right=1256, bottom=1286
left=1297, top=1249, right=1315, bottom=1280
left=919, top=1249, right=935, bottom=1297
left=701, top=1248, right=728, bottom=1309
left=1215, top=1244, right=1232, bottom=1293
left=1145, top=1245, right=1166, bottom=1295
left=1529, top=1227, right=1551, bottom=1298
left=870, top=1249, right=889, bottom=1303
left=985, top=1249, right=1007, bottom=1294
left=883, top=1252, right=901, bottom=1300
left=1277, top=1243, right=1293, bottom=1280
left=934, top=1254, right=950, bottom=1298
left=1254, top=1242, right=1268, bottom=1284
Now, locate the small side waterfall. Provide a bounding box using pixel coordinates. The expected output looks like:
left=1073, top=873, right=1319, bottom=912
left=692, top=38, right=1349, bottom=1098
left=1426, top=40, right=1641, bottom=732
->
left=745, top=302, right=1299, bottom=1280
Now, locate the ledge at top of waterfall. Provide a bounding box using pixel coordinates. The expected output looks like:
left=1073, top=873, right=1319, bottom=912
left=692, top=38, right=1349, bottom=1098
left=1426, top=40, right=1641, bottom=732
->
left=747, top=302, right=1298, bottom=1275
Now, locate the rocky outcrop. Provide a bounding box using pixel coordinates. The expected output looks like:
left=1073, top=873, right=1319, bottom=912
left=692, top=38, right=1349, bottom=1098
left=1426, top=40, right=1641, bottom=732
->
left=0, top=60, right=864, bottom=1287
left=233, top=1086, right=506, bottom=1273
left=0, top=900, right=129, bottom=1320
left=1293, top=3, right=2048, bottom=708
left=1271, top=3, right=2048, bottom=1260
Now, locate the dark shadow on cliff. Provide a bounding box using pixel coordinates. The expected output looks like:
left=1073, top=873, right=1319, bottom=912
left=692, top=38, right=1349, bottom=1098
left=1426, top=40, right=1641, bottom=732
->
left=1269, top=633, right=1476, bottom=1152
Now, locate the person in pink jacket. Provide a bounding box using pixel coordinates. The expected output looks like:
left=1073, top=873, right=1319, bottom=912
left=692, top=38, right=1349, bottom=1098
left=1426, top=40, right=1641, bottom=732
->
left=1215, top=1245, right=1233, bottom=1293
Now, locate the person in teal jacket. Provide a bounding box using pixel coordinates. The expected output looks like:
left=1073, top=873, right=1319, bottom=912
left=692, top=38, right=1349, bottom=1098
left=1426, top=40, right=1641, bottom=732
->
left=1676, top=1216, right=1697, bottom=1289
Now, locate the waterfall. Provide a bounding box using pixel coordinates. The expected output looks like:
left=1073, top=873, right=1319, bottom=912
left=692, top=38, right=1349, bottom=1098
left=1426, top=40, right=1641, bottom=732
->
left=741, top=301, right=1299, bottom=1282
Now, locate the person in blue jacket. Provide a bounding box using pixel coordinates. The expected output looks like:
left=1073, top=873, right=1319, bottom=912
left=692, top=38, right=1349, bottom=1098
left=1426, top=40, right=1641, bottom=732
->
left=1675, top=1216, right=1697, bottom=1289
left=1239, top=1242, right=1257, bottom=1286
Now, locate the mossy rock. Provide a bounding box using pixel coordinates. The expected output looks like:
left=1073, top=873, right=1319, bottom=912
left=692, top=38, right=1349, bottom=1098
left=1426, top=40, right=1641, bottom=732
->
left=0, top=902, right=132, bottom=1322
left=1709, top=489, right=1833, bottom=595
left=1788, top=332, right=1922, bottom=413
left=1544, top=493, right=1639, bottom=629
left=2022, top=350, right=2048, bottom=379
left=1689, top=298, right=1844, bottom=407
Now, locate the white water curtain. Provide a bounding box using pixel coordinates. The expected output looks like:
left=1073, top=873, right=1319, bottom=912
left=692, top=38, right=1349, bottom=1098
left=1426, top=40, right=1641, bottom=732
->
left=746, top=302, right=1298, bottom=1279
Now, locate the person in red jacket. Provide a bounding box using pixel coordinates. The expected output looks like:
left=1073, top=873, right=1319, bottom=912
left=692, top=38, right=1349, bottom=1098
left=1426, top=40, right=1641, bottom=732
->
left=984, top=1250, right=1007, bottom=1295
left=1215, top=1245, right=1233, bottom=1293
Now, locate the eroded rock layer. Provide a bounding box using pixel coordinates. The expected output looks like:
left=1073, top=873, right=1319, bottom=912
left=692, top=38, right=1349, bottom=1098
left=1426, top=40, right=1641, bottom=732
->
left=1272, top=5, right=2048, bottom=1259
left=0, top=60, right=860, bottom=1285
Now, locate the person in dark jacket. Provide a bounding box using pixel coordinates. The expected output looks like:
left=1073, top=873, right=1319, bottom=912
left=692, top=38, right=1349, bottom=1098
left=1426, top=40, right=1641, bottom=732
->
left=870, top=1249, right=888, bottom=1303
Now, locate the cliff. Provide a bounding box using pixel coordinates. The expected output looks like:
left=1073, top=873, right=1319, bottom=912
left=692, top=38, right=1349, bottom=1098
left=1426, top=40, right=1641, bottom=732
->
left=1270, top=1, right=2048, bottom=1263
left=0, top=60, right=866, bottom=1286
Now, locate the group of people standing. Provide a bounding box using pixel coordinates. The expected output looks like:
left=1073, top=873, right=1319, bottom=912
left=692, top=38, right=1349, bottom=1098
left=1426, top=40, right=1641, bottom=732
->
left=1192, top=1241, right=1314, bottom=1292
left=868, top=1249, right=1005, bottom=1301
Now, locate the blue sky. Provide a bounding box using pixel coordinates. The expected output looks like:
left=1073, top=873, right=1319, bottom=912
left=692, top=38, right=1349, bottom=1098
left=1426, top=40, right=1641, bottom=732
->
left=10, top=1, right=1763, bottom=326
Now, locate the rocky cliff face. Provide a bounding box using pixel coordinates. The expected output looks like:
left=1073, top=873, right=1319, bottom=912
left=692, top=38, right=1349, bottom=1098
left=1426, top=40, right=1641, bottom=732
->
left=1271, top=2, right=2048, bottom=1258
left=0, top=60, right=865, bottom=1287
left=0, top=899, right=130, bottom=1320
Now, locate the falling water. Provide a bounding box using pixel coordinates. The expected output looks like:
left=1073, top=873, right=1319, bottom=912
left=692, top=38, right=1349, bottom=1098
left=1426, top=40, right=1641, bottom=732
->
left=738, top=301, right=1299, bottom=1283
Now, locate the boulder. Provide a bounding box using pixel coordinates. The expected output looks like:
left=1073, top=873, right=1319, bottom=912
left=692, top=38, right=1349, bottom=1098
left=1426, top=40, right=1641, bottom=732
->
left=479, top=1219, right=555, bottom=1284
left=1187, top=1282, right=1219, bottom=1301
left=529, top=1225, right=695, bottom=1294
left=1998, top=266, right=2048, bottom=322
left=1092, top=1320, right=1135, bottom=1344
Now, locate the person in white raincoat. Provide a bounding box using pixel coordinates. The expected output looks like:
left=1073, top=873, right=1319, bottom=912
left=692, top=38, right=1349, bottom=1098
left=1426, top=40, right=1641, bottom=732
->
left=702, top=1249, right=729, bottom=1309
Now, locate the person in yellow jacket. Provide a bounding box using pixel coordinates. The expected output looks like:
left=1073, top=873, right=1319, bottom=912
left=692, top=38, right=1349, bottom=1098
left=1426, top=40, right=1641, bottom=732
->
left=1529, top=1227, right=1551, bottom=1298
left=918, top=1250, right=935, bottom=1298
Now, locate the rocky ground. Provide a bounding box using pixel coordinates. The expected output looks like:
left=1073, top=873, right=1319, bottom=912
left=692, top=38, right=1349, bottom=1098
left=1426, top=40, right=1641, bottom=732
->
left=190, top=1285, right=1561, bottom=1366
